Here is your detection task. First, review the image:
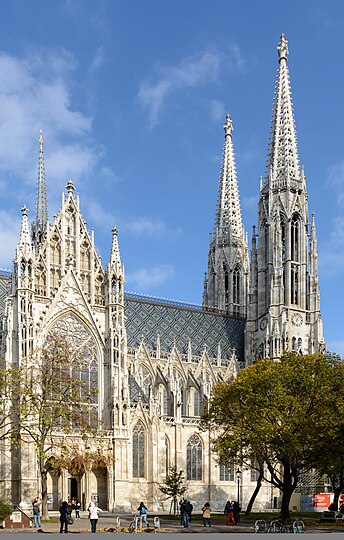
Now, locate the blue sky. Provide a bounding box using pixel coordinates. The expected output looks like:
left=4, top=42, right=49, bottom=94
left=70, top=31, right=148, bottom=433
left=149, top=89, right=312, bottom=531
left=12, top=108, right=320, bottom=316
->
left=0, top=0, right=343, bottom=354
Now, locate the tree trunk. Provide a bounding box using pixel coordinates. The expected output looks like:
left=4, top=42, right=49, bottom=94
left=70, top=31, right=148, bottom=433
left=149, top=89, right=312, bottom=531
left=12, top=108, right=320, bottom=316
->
left=41, top=465, right=49, bottom=520
left=280, top=464, right=294, bottom=521
left=245, top=468, right=263, bottom=515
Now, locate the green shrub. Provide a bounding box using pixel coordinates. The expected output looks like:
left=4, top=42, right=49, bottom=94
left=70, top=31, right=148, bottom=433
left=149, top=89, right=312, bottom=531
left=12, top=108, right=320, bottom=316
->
left=0, top=500, right=12, bottom=521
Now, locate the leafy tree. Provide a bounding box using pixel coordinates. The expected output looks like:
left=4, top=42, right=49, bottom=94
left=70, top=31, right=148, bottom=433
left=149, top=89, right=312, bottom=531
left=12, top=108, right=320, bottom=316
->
left=0, top=499, right=12, bottom=521
left=203, top=353, right=344, bottom=519
left=0, top=365, right=22, bottom=442
left=12, top=334, right=99, bottom=519
left=159, top=466, right=187, bottom=514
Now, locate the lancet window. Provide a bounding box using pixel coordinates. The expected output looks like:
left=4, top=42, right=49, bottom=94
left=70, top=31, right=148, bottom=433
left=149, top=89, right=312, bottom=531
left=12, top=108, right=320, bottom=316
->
left=220, top=462, right=234, bottom=481
left=233, top=266, right=240, bottom=315
left=186, top=434, right=202, bottom=481
left=291, top=215, right=299, bottom=262
left=132, top=422, right=145, bottom=478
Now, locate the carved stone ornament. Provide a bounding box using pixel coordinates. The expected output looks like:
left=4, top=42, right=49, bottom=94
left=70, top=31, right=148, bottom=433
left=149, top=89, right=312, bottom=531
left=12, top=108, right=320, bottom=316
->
left=259, top=317, right=268, bottom=331
left=291, top=313, right=303, bottom=327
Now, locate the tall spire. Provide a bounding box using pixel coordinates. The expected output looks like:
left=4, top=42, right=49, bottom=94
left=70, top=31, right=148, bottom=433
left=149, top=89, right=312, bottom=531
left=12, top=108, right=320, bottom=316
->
left=17, top=205, right=32, bottom=260
left=204, top=114, right=248, bottom=316
left=215, top=114, right=243, bottom=238
left=265, top=34, right=301, bottom=188
left=109, top=226, right=121, bottom=269
left=32, top=129, right=48, bottom=245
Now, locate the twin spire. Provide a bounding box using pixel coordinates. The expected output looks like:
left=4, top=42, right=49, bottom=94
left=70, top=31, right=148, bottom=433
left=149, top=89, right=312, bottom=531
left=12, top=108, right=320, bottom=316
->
left=215, top=113, right=243, bottom=240
left=265, top=33, right=301, bottom=188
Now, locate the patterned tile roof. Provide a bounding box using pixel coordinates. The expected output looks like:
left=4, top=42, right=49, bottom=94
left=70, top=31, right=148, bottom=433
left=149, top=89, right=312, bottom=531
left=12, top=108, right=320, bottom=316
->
left=0, top=273, right=11, bottom=319
left=124, top=297, right=245, bottom=360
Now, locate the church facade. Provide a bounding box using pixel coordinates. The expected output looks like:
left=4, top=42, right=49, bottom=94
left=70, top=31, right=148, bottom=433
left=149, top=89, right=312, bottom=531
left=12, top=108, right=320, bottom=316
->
left=0, top=35, right=324, bottom=512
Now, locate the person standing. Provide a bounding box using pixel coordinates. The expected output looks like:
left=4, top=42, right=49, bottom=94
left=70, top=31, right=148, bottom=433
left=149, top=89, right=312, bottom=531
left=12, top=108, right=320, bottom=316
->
left=202, top=502, right=212, bottom=527
left=32, top=497, right=41, bottom=528
left=224, top=500, right=235, bottom=525
left=59, top=501, right=69, bottom=534
left=233, top=500, right=241, bottom=524
left=180, top=499, right=192, bottom=528
left=137, top=502, right=149, bottom=528
left=88, top=500, right=101, bottom=533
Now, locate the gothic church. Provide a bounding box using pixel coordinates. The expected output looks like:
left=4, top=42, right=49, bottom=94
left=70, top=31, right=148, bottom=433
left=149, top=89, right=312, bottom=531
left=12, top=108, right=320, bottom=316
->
left=0, top=35, right=324, bottom=512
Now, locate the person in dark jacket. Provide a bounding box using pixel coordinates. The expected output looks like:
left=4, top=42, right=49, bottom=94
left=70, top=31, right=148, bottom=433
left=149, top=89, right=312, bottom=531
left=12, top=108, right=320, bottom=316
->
left=180, top=499, right=192, bottom=528
left=233, top=500, right=241, bottom=524
left=59, top=501, right=69, bottom=534
left=224, top=500, right=235, bottom=525
left=137, top=502, right=149, bottom=528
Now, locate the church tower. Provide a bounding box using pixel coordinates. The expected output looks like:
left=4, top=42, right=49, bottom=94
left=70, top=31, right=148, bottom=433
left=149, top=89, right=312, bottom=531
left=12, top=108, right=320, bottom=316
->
left=245, top=34, right=325, bottom=363
left=203, top=114, right=249, bottom=317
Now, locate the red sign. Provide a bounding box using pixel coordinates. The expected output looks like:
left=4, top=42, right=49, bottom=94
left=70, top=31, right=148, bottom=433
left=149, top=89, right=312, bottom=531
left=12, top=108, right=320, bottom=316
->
left=313, top=493, right=332, bottom=509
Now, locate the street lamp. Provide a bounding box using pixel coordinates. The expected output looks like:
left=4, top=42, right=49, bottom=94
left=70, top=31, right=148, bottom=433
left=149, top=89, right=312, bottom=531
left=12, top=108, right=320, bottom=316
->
left=236, top=468, right=241, bottom=504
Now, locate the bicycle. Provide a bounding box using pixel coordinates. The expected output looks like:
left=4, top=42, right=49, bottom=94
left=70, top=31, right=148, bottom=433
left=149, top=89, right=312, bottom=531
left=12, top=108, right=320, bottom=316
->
left=266, top=518, right=288, bottom=533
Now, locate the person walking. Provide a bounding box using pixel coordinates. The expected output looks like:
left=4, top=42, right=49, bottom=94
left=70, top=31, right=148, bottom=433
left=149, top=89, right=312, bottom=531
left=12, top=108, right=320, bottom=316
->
left=88, top=500, right=101, bottom=533
left=224, top=500, right=235, bottom=525
left=32, top=497, right=41, bottom=529
left=137, top=502, right=149, bottom=528
left=59, top=501, right=69, bottom=534
left=202, top=502, right=212, bottom=527
left=75, top=498, right=81, bottom=518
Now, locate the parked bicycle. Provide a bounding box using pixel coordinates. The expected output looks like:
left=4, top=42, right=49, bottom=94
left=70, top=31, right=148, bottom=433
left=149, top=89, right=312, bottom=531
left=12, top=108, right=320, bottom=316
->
left=266, top=518, right=288, bottom=533
left=290, top=518, right=306, bottom=534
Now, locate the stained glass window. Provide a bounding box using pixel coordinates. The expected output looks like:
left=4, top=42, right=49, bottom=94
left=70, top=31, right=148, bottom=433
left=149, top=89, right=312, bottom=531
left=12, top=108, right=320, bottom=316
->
left=186, top=434, right=202, bottom=481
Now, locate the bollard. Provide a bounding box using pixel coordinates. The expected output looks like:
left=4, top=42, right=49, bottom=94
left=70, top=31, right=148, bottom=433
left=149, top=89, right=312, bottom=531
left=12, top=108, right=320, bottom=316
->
left=116, top=516, right=121, bottom=533
left=153, top=516, right=160, bottom=533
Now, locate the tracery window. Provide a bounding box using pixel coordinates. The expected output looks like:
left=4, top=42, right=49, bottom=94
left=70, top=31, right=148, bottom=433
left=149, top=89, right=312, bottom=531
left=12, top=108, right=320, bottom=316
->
left=193, top=389, right=200, bottom=417
left=48, top=315, right=99, bottom=425
left=186, top=434, right=202, bottom=481
left=220, top=462, right=234, bottom=481
left=132, top=422, right=145, bottom=478
left=291, top=264, right=298, bottom=305
left=223, top=263, right=229, bottom=310
left=291, top=215, right=299, bottom=262
left=233, top=266, right=240, bottom=315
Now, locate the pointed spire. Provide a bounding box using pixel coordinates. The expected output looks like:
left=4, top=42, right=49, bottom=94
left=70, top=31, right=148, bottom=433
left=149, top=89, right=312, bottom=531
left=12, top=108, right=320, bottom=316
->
left=215, top=114, right=243, bottom=238
left=20, top=206, right=31, bottom=245
left=265, top=34, right=301, bottom=188
left=17, top=206, right=32, bottom=259
left=32, top=130, right=48, bottom=244
left=109, top=226, right=121, bottom=267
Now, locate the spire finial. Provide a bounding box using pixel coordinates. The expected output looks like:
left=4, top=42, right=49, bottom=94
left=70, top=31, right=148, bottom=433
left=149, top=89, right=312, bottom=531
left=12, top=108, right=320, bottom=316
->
left=277, top=33, right=288, bottom=62
left=224, top=114, right=233, bottom=137
left=21, top=205, right=28, bottom=216
left=39, top=129, right=43, bottom=153
left=66, top=180, right=75, bottom=194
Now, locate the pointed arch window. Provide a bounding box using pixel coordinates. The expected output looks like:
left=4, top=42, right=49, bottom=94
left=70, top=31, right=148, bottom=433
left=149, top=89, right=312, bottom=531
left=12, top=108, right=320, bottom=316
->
left=291, top=215, right=299, bottom=262
left=233, top=266, right=240, bottom=314
left=132, top=422, right=145, bottom=478
left=193, top=389, right=200, bottom=417
left=186, top=434, right=202, bottom=480
left=292, top=337, right=297, bottom=352
left=223, top=263, right=229, bottom=310
left=291, top=264, right=298, bottom=304
left=220, top=462, right=234, bottom=481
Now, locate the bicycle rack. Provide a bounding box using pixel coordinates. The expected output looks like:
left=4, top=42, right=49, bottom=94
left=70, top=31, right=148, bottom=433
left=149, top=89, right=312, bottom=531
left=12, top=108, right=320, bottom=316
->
left=254, top=519, right=266, bottom=533
left=292, top=520, right=305, bottom=534
left=153, top=516, right=160, bottom=532
left=115, top=516, right=121, bottom=532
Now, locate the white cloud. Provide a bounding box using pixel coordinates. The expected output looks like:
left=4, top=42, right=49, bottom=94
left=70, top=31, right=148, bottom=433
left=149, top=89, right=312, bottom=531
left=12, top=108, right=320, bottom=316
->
left=0, top=211, right=21, bottom=267
left=0, top=49, right=103, bottom=196
left=126, top=264, right=175, bottom=291
left=138, top=44, right=248, bottom=129
left=125, top=217, right=182, bottom=240
left=328, top=161, right=344, bottom=191
left=138, top=49, right=222, bottom=128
